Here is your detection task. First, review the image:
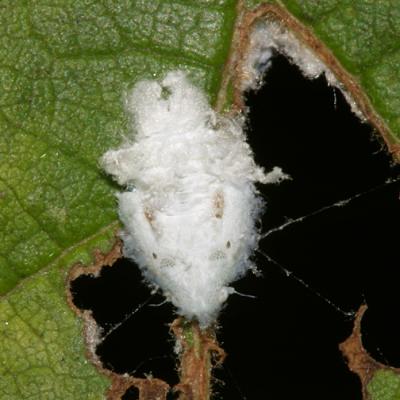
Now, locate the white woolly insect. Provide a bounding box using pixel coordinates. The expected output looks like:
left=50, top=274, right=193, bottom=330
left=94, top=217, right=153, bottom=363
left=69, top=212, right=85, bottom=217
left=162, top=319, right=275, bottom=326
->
left=101, top=71, right=286, bottom=327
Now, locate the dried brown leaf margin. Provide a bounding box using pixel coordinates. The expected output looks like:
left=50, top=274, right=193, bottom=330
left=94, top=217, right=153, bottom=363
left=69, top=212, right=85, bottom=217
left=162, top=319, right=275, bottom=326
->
left=217, top=2, right=400, bottom=161
left=66, top=239, right=225, bottom=400
left=66, top=239, right=166, bottom=400
left=65, top=2, right=400, bottom=398
left=172, top=319, right=226, bottom=400
left=340, top=305, right=400, bottom=399
left=67, top=240, right=170, bottom=399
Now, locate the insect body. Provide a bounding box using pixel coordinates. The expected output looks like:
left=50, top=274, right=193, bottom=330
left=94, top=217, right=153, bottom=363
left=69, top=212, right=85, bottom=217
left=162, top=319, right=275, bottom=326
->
left=101, top=71, right=285, bottom=327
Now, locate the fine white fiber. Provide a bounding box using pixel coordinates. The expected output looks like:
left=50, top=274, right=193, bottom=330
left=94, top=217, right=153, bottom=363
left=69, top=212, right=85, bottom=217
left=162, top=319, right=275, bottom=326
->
left=241, top=20, right=365, bottom=120
left=101, top=71, right=287, bottom=327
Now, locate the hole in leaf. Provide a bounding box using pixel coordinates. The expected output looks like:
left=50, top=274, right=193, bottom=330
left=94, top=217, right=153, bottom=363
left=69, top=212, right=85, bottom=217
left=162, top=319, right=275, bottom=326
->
left=70, top=52, right=400, bottom=399
left=215, top=53, right=400, bottom=399
left=70, top=258, right=178, bottom=385
left=121, top=386, right=139, bottom=400
left=166, top=389, right=180, bottom=400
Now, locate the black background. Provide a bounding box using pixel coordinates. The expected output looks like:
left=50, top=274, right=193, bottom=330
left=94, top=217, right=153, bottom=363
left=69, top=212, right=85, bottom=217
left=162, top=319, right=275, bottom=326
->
left=71, top=53, right=400, bottom=399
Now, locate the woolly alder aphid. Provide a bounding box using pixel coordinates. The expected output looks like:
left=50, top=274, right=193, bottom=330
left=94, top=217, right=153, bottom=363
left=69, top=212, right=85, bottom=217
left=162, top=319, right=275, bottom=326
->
left=101, top=71, right=286, bottom=327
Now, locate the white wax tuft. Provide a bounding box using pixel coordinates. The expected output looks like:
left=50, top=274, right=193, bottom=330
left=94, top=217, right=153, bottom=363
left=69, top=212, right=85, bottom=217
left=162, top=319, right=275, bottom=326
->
left=101, top=71, right=287, bottom=327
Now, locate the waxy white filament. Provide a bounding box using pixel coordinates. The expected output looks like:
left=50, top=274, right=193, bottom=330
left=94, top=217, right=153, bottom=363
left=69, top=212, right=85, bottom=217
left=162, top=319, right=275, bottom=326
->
left=101, top=71, right=286, bottom=327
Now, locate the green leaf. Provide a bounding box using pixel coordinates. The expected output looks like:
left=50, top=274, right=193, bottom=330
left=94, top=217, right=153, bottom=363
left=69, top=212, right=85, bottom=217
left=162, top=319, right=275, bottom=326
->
left=368, top=370, right=400, bottom=400
left=1, top=0, right=400, bottom=398
left=0, top=0, right=235, bottom=397
left=0, top=251, right=112, bottom=399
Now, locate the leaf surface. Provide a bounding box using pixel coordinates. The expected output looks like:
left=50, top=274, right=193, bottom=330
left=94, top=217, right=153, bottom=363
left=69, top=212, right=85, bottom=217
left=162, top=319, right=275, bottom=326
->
left=0, top=0, right=235, bottom=397
left=1, top=0, right=399, bottom=398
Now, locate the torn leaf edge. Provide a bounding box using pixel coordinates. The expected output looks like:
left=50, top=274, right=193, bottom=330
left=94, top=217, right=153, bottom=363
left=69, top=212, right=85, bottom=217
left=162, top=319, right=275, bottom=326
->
left=65, top=2, right=400, bottom=398
left=340, top=305, right=400, bottom=400
left=217, top=2, right=400, bottom=161
left=66, top=239, right=171, bottom=400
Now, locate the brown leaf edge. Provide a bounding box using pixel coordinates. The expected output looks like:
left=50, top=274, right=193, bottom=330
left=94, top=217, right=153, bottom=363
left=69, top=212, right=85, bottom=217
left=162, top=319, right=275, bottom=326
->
left=66, top=239, right=226, bottom=400
left=340, top=305, right=400, bottom=399
left=66, top=239, right=170, bottom=400
left=65, top=3, right=400, bottom=398
left=172, top=318, right=226, bottom=400
left=216, top=1, right=400, bottom=161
